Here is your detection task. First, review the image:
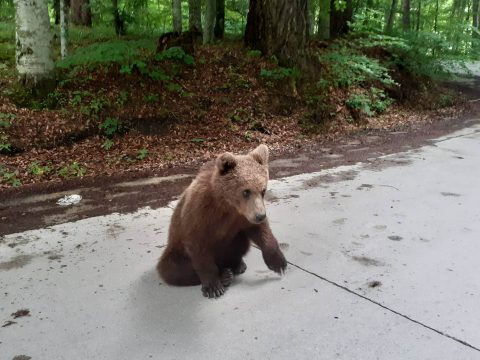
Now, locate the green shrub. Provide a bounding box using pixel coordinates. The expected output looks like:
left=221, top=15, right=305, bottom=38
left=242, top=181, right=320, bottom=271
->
left=260, top=67, right=301, bottom=81
left=58, top=162, right=87, bottom=178
left=100, top=117, right=124, bottom=137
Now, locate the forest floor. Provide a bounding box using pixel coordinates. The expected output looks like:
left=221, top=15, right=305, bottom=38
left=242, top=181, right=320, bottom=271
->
left=0, top=29, right=478, bottom=192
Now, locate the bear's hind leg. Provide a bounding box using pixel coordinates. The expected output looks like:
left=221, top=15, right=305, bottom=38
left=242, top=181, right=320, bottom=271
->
left=157, top=249, right=201, bottom=286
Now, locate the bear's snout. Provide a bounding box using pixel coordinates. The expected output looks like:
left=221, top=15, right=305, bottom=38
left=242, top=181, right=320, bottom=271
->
left=255, top=213, right=266, bottom=223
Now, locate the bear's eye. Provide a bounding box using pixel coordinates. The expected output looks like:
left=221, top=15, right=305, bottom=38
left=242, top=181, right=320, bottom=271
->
left=242, top=189, right=251, bottom=199
left=261, top=189, right=266, bottom=197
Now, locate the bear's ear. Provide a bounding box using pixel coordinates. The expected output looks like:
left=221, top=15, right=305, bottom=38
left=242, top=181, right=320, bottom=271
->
left=216, top=152, right=237, bottom=175
left=249, top=144, right=269, bottom=165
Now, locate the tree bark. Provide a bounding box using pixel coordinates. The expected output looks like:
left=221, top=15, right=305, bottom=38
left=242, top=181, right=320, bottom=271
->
left=434, top=0, right=439, bottom=32
left=14, top=0, right=54, bottom=87
left=60, top=0, right=68, bottom=59
left=318, top=0, right=330, bottom=39
left=204, top=0, right=216, bottom=43
left=330, top=0, right=353, bottom=38
left=385, top=0, right=397, bottom=33
left=172, top=0, right=182, bottom=33
left=112, top=0, right=126, bottom=35
left=402, top=0, right=410, bottom=31
left=214, top=0, right=225, bottom=38
left=70, top=0, right=91, bottom=26
left=244, top=0, right=308, bottom=66
left=416, top=0, right=421, bottom=31
left=188, top=0, right=202, bottom=32
left=473, top=0, right=480, bottom=46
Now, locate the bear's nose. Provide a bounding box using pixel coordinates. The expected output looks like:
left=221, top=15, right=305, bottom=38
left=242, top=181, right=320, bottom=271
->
left=255, top=213, right=266, bottom=223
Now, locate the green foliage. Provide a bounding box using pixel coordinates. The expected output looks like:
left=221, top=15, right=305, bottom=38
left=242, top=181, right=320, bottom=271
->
left=58, top=162, right=87, bottom=178
left=247, top=50, right=262, bottom=58
left=0, top=166, right=21, bottom=187
left=57, top=39, right=156, bottom=69
left=260, top=67, right=301, bottom=81
left=80, top=97, right=107, bottom=116
left=29, top=162, right=51, bottom=176
left=165, top=82, right=182, bottom=93
left=136, top=148, right=149, bottom=160
left=346, top=93, right=375, bottom=117
left=346, top=88, right=393, bottom=117
left=116, top=91, right=130, bottom=106
left=190, top=138, right=206, bottom=143
left=102, top=139, right=114, bottom=150
left=0, top=134, right=11, bottom=153
left=0, top=112, right=15, bottom=127
left=100, top=117, right=124, bottom=137
left=143, top=94, right=159, bottom=103
left=317, top=48, right=396, bottom=89
left=154, top=47, right=195, bottom=66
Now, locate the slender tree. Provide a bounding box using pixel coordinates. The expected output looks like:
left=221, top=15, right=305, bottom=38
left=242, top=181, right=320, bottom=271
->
left=402, top=0, right=410, bottom=31
left=112, top=0, right=126, bottom=35
left=60, top=0, right=68, bottom=59
left=318, top=0, right=330, bottom=39
left=416, top=0, right=421, bottom=31
left=188, top=0, right=202, bottom=32
left=173, top=0, right=182, bottom=33
left=385, top=0, right=397, bottom=33
left=244, top=0, right=308, bottom=65
left=214, top=0, right=225, bottom=38
left=204, top=0, right=216, bottom=43
left=13, top=0, right=54, bottom=88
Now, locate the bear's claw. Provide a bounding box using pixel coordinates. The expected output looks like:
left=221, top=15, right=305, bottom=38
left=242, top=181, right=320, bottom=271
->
left=202, top=281, right=226, bottom=298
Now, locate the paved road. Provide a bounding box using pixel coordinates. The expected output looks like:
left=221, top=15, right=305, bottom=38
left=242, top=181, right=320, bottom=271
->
left=1, top=123, right=480, bottom=360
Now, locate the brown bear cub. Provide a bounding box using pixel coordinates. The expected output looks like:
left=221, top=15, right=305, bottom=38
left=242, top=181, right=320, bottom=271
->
left=157, top=144, right=287, bottom=298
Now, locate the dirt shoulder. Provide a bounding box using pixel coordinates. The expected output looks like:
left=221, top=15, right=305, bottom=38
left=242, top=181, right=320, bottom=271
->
left=1, top=95, right=479, bottom=236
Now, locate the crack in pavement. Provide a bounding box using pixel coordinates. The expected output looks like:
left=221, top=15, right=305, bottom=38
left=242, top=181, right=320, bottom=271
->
left=286, top=260, right=480, bottom=353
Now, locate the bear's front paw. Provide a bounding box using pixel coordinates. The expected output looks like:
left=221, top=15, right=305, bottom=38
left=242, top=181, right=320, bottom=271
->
left=233, top=260, right=247, bottom=275
left=263, top=249, right=287, bottom=275
left=201, top=280, right=226, bottom=299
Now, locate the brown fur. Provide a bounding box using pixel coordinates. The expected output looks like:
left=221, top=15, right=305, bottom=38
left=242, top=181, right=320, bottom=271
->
left=157, top=144, right=287, bottom=298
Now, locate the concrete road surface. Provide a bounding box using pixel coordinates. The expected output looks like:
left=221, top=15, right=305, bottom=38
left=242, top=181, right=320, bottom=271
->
left=1, top=123, right=480, bottom=360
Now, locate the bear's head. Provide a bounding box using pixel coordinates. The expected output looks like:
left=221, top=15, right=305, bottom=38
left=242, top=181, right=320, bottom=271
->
left=213, top=144, right=270, bottom=225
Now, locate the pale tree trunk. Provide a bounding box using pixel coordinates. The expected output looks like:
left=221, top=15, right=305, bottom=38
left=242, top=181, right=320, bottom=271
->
left=318, top=0, right=330, bottom=39
left=172, top=0, right=182, bottom=33
left=245, top=0, right=308, bottom=66
left=214, top=0, right=225, bottom=38
left=14, top=0, right=54, bottom=87
left=385, top=0, right=397, bottom=33
left=60, top=0, right=68, bottom=59
left=188, top=0, right=202, bottom=32
left=402, top=0, right=410, bottom=31
left=204, top=0, right=216, bottom=43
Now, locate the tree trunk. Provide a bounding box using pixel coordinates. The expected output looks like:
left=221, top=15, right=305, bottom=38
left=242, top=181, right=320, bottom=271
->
left=70, top=0, right=91, bottom=26
left=54, top=0, right=60, bottom=24
left=330, top=0, right=353, bottom=38
left=172, top=0, right=182, bottom=33
left=60, top=0, right=68, bottom=59
left=318, top=0, right=330, bottom=39
left=188, top=0, right=202, bottom=32
left=416, top=0, right=421, bottom=31
left=244, top=0, right=308, bottom=66
left=112, top=0, right=126, bottom=35
left=473, top=0, right=479, bottom=45
left=214, top=0, right=225, bottom=38
left=14, top=0, right=54, bottom=88
left=434, top=0, right=439, bottom=32
left=385, top=0, right=397, bottom=33
left=204, top=0, right=216, bottom=43
left=402, top=0, right=410, bottom=31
